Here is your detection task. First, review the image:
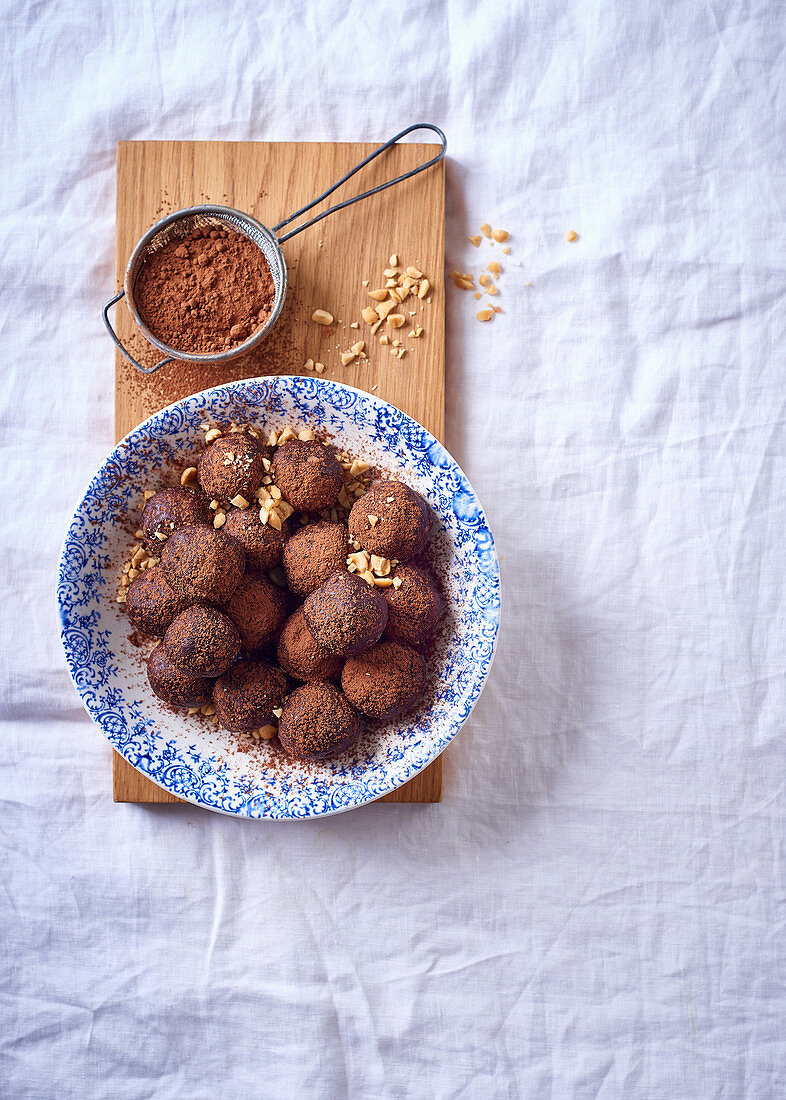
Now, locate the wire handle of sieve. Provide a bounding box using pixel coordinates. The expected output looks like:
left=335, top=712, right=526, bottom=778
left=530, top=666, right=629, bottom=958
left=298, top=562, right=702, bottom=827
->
left=273, top=123, right=447, bottom=244
left=102, top=290, right=175, bottom=374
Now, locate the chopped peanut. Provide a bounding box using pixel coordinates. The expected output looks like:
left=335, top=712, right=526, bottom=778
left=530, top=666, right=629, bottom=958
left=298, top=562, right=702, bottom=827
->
left=312, top=309, right=334, bottom=325
left=468, top=235, right=481, bottom=247
left=491, top=229, right=509, bottom=242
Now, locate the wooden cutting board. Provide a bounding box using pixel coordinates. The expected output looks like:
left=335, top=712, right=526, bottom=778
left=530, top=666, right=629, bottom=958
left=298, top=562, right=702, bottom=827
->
left=112, top=139, right=445, bottom=806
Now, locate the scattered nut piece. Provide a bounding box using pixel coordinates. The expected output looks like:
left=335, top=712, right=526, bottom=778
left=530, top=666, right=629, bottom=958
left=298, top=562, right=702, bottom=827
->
left=373, top=576, right=394, bottom=588
left=341, top=351, right=357, bottom=366
left=180, top=467, right=198, bottom=487
left=502, top=246, right=510, bottom=255
left=473, top=291, right=481, bottom=300
left=480, top=223, right=491, bottom=238
left=370, top=319, right=382, bottom=335
left=267, top=511, right=282, bottom=531
left=213, top=511, right=227, bottom=529
left=278, top=426, right=297, bottom=443
left=476, top=309, right=494, bottom=322
left=379, top=334, right=389, bottom=345
left=209, top=499, right=220, bottom=510
left=143, top=488, right=156, bottom=501
left=392, top=576, right=402, bottom=589
left=368, top=289, right=388, bottom=301
left=312, top=309, right=334, bottom=325
left=272, top=707, right=283, bottom=719
left=134, top=529, right=144, bottom=540
left=376, top=299, right=397, bottom=319
left=350, top=322, right=359, bottom=330
left=315, top=362, right=326, bottom=374
left=479, top=273, right=491, bottom=288
left=298, top=429, right=316, bottom=441
left=367, top=514, right=379, bottom=526
left=359, top=569, right=376, bottom=586
left=230, top=494, right=249, bottom=510
left=347, top=550, right=371, bottom=572
left=361, top=306, right=379, bottom=325
left=257, top=724, right=278, bottom=739
left=204, top=428, right=222, bottom=444
left=383, top=267, right=398, bottom=278
left=153, top=531, right=168, bottom=542
left=418, top=279, right=430, bottom=299
left=486, top=284, right=498, bottom=296
left=267, top=431, right=278, bottom=446
left=396, top=348, right=406, bottom=359
left=351, top=341, right=365, bottom=356
left=565, top=230, right=578, bottom=242
left=200, top=703, right=216, bottom=716
left=269, top=485, right=282, bottom=500
left=361, top=279, right=369, bottom=287
left=487, top=261, right=501, bottom=275
left=491, top=229, right=509, bottom=242
left=386, top=313, right=406, bottom=328
left=261, top=457, right=271, bottom=471
left=370, top=555, right=391, bottom=576
left=468, top=235, right=482, bottom=247
left=304, top=358, right=315, bottom=371
left=389, top=253, right=398, bottom=266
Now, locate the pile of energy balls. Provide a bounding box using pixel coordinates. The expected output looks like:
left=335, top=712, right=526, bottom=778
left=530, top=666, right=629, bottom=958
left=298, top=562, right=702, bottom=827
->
left=122, top=426, right=443, bottom=761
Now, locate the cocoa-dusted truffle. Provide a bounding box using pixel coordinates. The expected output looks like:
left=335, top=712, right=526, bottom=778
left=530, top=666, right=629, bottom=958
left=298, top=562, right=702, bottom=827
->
left=125, top=566, right=193, bottom=637
left=223, top=507, right=287, bottom=573
left=341, top=641, right=427, bottom=720
left=276, top=608, right=344, bottom=683
left=278, top=682, right=361, bottom=761
left=282, top=520, right=348, bottom=597
left=163, top=605, right=241, bottom=678
left=271, top=439, right=343, bottom=511
left=160, top=524, right=245, bottom=605
left=212, top=659, right=289, bottom=732
left=348, top=481, right=431, bottom=560
left=303, top=571, right=388, bottom=656
left=142, top=487, right=210, bottom=551
left=198, top=434, right=266, bottom=502
left=147, top=641, right=212, bottom=707
left=382, top=564, right=443, bottom=646
left=223, top=574, right=287, bottom=651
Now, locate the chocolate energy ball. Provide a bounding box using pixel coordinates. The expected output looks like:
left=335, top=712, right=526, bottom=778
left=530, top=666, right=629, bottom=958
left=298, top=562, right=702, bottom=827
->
left=278, top=682, right=361, bottom=761
left=382, top=564, right=443, bottom=646
left=348, top=481, right=432, bottom=561
left=341, top=641, right=427, bottom=720
left=160, top=524, right=245, bottom=605
left=198, top=434, right=266, bottom=502
left=303, top=571, right=388, bottom=657
left=282, top=520, right=348, bottom=597
left=223, top=506, right=287, bottom=573
left=163, top=605, right=241, bottom=678
left=271, top=439, right=343, bottom=512
left=276, top=608, right=345, bottom=683
left=125, top=566, right=193, bottom=637
left=223, top=574, right=287, bottom=651
left=212, top=659, right=289, bottom=732
left=142, top=487, right=211, bottom=551
left=147, top=642, right=213, bottom=708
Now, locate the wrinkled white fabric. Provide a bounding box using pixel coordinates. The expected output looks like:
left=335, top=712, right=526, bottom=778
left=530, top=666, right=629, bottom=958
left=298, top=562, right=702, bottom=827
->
left=1, top=0, right=784, bottom=1096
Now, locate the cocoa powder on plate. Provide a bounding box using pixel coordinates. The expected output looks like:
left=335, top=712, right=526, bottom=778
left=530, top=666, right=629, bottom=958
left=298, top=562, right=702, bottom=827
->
left=134, top=227, right=275, bottom=354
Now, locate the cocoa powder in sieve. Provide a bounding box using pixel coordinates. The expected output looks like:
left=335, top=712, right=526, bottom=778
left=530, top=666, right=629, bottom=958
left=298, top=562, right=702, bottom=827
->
left=134, top=227, right=276, bottom=354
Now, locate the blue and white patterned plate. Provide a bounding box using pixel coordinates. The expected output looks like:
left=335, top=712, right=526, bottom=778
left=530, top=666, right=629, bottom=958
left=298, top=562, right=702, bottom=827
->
left=57, top=377, right=500, bottom=819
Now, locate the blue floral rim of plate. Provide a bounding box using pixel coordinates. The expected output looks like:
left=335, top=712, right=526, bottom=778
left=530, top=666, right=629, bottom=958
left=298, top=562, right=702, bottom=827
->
left=57, top=376, right=500, bottom=819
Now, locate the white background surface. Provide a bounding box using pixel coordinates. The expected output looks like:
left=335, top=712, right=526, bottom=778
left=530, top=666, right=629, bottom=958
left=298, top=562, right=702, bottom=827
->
left=2, top=0, right=785, bottom=1096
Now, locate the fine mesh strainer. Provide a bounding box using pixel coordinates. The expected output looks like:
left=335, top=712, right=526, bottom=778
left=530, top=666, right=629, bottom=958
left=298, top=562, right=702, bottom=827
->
left=103, top=123, right=447, bottom=374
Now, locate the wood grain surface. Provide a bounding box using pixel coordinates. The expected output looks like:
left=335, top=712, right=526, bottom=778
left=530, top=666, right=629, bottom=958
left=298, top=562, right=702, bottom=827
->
left=112, top=139, right=445, bottom=807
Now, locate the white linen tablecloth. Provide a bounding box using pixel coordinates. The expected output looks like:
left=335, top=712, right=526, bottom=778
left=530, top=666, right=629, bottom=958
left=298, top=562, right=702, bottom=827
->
left=2, top=0, right=784, bottom=1096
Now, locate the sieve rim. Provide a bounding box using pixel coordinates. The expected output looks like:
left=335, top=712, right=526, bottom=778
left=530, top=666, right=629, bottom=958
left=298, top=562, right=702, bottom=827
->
left=123, top=205, right=288, bottom=363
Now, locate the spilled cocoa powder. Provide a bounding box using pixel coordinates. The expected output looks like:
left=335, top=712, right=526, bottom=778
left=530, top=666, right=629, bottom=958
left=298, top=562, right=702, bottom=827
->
left=134, top=227, right=275, bottom=354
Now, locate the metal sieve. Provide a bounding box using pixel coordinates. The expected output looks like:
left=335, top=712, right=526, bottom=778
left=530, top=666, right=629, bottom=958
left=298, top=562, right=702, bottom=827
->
left=103, top=123, right=447, bottom=374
